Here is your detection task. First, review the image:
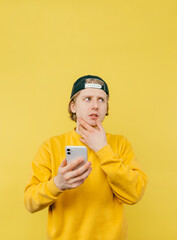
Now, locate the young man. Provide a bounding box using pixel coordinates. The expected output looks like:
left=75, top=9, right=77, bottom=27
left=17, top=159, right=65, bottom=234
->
left=25, top=75, right=147, bottom=240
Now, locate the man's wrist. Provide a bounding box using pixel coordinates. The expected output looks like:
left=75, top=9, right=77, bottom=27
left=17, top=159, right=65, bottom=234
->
left=53, top=177, right=64, bottom=192
left=94, top=143, right=108, bottom=152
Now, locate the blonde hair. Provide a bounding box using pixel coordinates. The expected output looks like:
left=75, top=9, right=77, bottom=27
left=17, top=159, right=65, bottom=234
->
left=68, top=78, right=109, bottom=122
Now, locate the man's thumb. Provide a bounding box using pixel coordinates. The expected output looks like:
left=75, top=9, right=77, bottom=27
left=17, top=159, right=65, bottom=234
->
left=60, top=158, right=67, bottom=167
left=96, top=118, right=102, bottom=129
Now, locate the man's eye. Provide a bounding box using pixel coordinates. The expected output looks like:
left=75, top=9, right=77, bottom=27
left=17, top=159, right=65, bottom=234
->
left=85, top=97, right=90, bottom=101
left=99, top=98, right=104, bottom=102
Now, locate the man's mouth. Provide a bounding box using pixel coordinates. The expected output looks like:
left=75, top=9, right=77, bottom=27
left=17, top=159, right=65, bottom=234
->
left=89, top=113, right=99, bottom=119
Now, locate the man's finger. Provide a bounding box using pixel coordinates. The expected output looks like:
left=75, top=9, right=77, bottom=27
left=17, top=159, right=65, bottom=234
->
left=60, top=158, right=67, bottom=167
left=78, top=124, right=87, bottom=136
left=78, top=118, right=93, bottom=131
left=68, top=166, right=92, bottom=184
left=70, top=161, right=91, bottom=178
left=80, top=137, right=86, bottom=145
left=64, top=157, right=84, bottom=171
left=78, top=120, right=87, bottom=131
left=96, top=118, right=103, bottom=130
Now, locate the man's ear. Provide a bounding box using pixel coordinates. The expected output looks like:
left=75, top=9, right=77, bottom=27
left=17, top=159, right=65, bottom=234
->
left=70, top=101, right=76, bottom=113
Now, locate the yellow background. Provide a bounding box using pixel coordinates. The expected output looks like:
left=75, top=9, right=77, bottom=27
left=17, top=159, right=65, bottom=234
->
left=0, top=1, right=177, bottom=239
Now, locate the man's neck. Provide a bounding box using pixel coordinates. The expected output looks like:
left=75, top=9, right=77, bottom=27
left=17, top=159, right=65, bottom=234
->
left=75, top=123, right=98, bottom=135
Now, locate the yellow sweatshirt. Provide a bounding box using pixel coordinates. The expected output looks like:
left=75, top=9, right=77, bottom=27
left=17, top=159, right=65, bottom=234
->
left=24, top=129, right=147, bottom=240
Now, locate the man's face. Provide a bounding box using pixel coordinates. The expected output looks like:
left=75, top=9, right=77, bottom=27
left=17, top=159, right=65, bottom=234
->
left=71, top=88, right=108, bottom=127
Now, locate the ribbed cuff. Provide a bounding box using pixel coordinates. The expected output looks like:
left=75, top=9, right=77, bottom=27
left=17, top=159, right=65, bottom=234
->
left=96, top=144, right=115, bottom=160
left=47, top=178, right=64, bottom=197
left=95, top=144, right=123, bottom=165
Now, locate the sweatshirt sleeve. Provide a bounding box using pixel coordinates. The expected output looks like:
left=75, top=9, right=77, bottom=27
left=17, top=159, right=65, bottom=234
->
left=95, top=136, right=148, bottom=205
left=24, top=141, right=62, bottom=213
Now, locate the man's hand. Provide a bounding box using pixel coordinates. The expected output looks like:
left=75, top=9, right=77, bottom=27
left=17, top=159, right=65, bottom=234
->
left=78, top=118, right=108, bottom=152
left=54, top=158, right=92, bottom=191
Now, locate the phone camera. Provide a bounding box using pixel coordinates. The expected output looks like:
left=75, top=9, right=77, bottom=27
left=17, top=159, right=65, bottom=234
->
left=66, top=148, right=71, bottom=154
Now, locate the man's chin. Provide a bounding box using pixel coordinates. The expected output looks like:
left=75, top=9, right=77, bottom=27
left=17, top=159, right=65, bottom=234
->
left=87, top=119, right=98, bottom=127
left=77, top=117, right=99, bottom=128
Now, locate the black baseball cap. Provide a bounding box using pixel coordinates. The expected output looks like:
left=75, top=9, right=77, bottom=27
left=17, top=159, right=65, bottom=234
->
left=70, top=75, right=109, bottom=99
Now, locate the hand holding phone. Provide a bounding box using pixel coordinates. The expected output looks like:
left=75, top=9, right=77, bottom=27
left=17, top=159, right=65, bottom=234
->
left=54, top=146, right=91, bottom=191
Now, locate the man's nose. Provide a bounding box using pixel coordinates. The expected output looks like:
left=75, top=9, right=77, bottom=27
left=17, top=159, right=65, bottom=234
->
left=91, top=99, right=98, bottom=109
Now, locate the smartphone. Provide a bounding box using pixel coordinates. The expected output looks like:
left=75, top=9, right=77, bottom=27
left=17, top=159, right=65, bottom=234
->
left=65, top=146, right=87, bottom=170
